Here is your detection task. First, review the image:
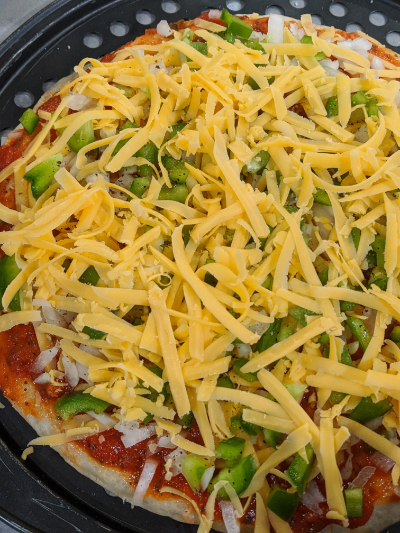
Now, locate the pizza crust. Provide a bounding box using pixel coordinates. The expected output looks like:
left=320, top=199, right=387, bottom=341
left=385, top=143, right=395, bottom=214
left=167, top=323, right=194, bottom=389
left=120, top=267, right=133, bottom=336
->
left=2, top=13, right=400, bottom=533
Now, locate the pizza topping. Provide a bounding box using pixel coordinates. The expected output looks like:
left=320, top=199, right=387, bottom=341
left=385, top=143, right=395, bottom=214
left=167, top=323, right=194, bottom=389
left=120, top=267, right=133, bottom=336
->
left=19, top=108, right=39, bottom=135
left=2, top=7, right=400, bottom=531
left=344, top=487, right=363, bottom=518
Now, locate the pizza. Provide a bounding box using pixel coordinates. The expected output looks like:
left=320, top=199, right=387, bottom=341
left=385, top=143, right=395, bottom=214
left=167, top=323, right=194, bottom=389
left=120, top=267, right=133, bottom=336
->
left=2, top=8, right=400, bottom=532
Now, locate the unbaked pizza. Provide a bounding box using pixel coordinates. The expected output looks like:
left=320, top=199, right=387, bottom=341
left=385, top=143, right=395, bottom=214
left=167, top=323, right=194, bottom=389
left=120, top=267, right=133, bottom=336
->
left=1, top=8, right=400, bottom=533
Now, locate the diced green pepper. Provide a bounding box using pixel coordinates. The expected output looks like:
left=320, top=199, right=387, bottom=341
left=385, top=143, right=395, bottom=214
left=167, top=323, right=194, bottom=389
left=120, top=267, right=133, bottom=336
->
left=114, top=84, right=136, bottom=98
left=158, top=184, right=189, bottom=203
left=368, top=267, right=388, bottom=291
left=68, top=121, right=96, bottom=153
left=217, top=376, right=235, bottom=389
left=232, top=358, right=258, bottom=383
left=390, top=326, right=400, bottom=343
left=230, top=412, right=260, bottom=436
left=318, top=332, right=330, bottom=344
left=24, top=153, right=63, bottom=199
left=263, top=428, right=284, bottom=449
left=55, top=391, right=110, bottom=421
left=349, top=396, right=393, bottom=424
left=220, top=8, right=233, bottom=25
left=288, top=306, right=317, bottom=327
left=300, top=36, right=313, bottom=44
left=161, top=155, right=193, bottom=184
left=215, top=437, right=245, bottom=461
left=351, top=91, right=369, bottom=106
left=256, top=318, right=282, bottom=353
left=262, top=274, right=273, bottom=291
left=351, top=227, right=361, bottom=251
left=318, top=269, right=329, bottom=286
left=340, top=300, right=356, bottom=312
left=0, top=254, right=21, bottom=311
left=366, top=99, right=380, bottom=117
left=163, top=123, right=187, bottom=144
left=313, top=188, right=332, bottom=206
left=208, top=455, right=257, bottom=499
left=79, top=265, right=100, bottom=286
left=242, top=38, right=264, bottom=52
left=19, top=108, right=39, bottom=134
left=243, top=150, right=270, bottom=174
left=340, top=345, right=354, bottom=367
left=330, top=391, right=348, bottom=404
left=176, top=411, right=194, bottom=428
left=130, top=177, right=150, bottom=198
left=346, top=316, right=372, bottom=352
left=325, top=96, right=338, bottom=118
left=136, top=141, right=158, bottom=164
left=121, top=120, right=138, bottom=131
left=189, top=42, right=208, bottom=56
left=62, top=258, right=72, bottom=272
left=82, top=326, right=106, bottom=339
left=371, top=235, right=385, bottom=268
left=223, top=29, right=236, bottom=44
left=182, top=453, right=209, bottom=492
left=137, top=165, right=153, bottom=177
left=204, top=258, right=217, bottom=287
left=314, top=51, right=325, bottom=61
left=247, top=77, right=260, bottom=90
left=285, top=384, right=307, bottom=401
left=285, top=443, right=315, bottom=496
left=277, top=322, right=296, bottom=343
left=345, top=488, right=363, bottom=518
left=221, top=9, right=252, bottom=39
left=267, top=486, right=300, bottom=521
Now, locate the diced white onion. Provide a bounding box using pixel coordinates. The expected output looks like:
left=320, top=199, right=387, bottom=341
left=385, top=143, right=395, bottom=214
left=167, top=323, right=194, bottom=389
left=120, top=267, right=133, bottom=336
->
left=370, top=55, right=384, bottom=70
left=200, top=466, right=215, bottom=491
left=34, top=372, right=51, bottom=384
left=300, top=480, right=326, bottom=515
left=371, top=451, right=395, bottom=472
left=341, top=452, right=353, bottom=480
left=33, top=298, right=51, bottom=308
left=42, top=305, right=68, bottom=327
left=157, top=20, right=172, bottom=37
left=149, top=59, right=170, bottom=75
left=8, top=130, right=24, bottom=140
left=248, top=318, right=271, bottom=337
left=132, top=459, right=158, bottom=506
left=320, top=58, right=339, bottom=71
left=267, top=14, right=284, bottom=44
left=158, top=434, right=176, bottom=449
left=236, top=343, right=252, bottom=357
left=115, top=420, right=156, bottom=448
left=289, top=23, right=305, bottom=40
left=87, top=410, right=116, bottom=427
left=208, top=9, right=222, bottom=19
left=166, top=447, right=187, bottom=476
left=31, top=346, right=59, bottom=373
left=79, top=344, right=102, bottom=357
left=350, top=466, right=376, bottom=488
left=67, top=93, right=97, bottom=111
left=337, top=38, right=372, bottom=58
left=76, top=362, right=93, bottom=385
left=365, top=416, right=383, bottom=431
left=220, top=501, right=240, bottom=533
left=62, top=355, right=79, bottom=388
left=249, top=30, right=266, bottom=41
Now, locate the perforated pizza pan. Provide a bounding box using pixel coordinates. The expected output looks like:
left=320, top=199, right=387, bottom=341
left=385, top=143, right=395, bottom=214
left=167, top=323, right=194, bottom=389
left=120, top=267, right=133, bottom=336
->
left=1, top=0, right=400, bottom=531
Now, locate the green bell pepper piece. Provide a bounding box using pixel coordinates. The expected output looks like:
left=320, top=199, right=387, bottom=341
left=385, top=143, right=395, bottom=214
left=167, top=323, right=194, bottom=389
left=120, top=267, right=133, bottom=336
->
left=263, top=428, right=284, bottom=450
left=340, top=300, right=356, bottom=312
left=351, top=227, right=361, bottom=251
left=182, top=453, right=209, bottom=492
left=208, top=454, right=257, bottom=499
left=366, top=98, right=380, bottom=117
left=19, top=108, right=39, bottom=134
left=158, top=184, right=189, bottom=203
left=161, top=155, right=193, bottom=184
left=346, top=316, right=372, bottom=352
left=188, top=42, right=208, bottom=56
left=390, top=326, right=400, bottom=343
left=318, top=332, right=330, bottom=344
left=215, top=437, right=245, bottom=460
left=82, top=326, right=106, bottom=339
left=243, top=150, right=270, bottom=174
left=220, top=8, right=233, bottom=25
left=285, top=383, right=307, bottom=401
left=232, top=358, right=258, bottom=383
left=55, top=391, right=110, bottom=421
left=114, top=84, right=136, bottom=98
left=204, top=258, right=217, bottom=287
left=68, top=121, right=96, bottom=153
left=345, top=488, right=363, bottom=518
left=285, top=443, right=315, bottom=496
left=288, top=306, right=317, bottom=327
left=371, top=235, right=385, bottom=268
left=313, top=188, right=332, bottom=206
left=137, top=165, right=153, bottom=177
left=79, top=265, right=100, bottom=286
left=351, top=91, right=369, bottom=106
left=111, top=120, right=139, bottom=156
left=330, top=391, right=348, bottom=404
left=267, top=486, right=300, bottom=521
left=325, top=96, right=338, bottom=118
left=135, top=141, right=158, bottom=164
left=230, top=412, right=260, bottom=436
left=314, top=51, right=326, bottom=61
left=24, top=153, right=63, bottom=199
left=349, top=396, right=393, bottom=424
left=256, top=318, right=282, bottom=353
left=217, top=375, right=235, bottom=389
left=262, top=274, right=273, bottom=291
left=121, top=120, right=138, bottom=131
left=130, top=177, right=150, bottom=198
left=176, top=411, right=194, bottom=428
left=300, top=35, right=313, bottom=44
left=242, top=38, right=264, bottom=52
left=318, top=269, right=329, bottom=286
left=0, top=254, right=21, bottom=311
left=368, top=267, right=388, bottom=291
left=277, top=322, right=296, bottom=343
left=163, top=123, right=188, bottom=144
left=340, top=345, right=353, bottom=367
left=221, top=9, right=252, bottom=39
left=247, top=77, right=260, bottom=90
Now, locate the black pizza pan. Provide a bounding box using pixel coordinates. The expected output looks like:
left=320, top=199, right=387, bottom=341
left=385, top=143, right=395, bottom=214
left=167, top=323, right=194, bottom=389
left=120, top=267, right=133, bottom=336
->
left=1, top=0, right=400, bottom=531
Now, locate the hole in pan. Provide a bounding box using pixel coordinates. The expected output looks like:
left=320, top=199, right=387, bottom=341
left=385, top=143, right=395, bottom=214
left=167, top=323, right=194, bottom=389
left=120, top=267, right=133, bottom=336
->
left=110, top=21, right=130, bottom=37
left=136, top=10, right=156, bottom=25
left=14, top=91, right=34, bottom=108
left=83, top=32, right=104, bottom=48
left=161, top=0, right=181, bottom=14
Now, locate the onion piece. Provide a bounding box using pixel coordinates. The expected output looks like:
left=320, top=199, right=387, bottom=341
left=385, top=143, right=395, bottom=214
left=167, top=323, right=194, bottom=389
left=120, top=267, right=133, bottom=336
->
left=236, top=343, right=251, bottom=357
left=371, top=451, right=395, bottom=473
left=166, top=447, right=187, bottom=476
left=67, top=93, right=96, bottom=111
left=208, top=9, right=222, bottom=19
left=267, top=14, right=284, bottom=44
left=31, top=346, right=59, bottom=373
left=220, top=501, right=240, bottom=533
left=87, top=410, right=116, bottom=427
left=132, top=459, right=158, bottom=506
left=62, top=355, right=79, bottom=388
left=341, top=452, right=353, bottom=481
left=115, top=420, right=156, bottom=448
left=370, top=56, right=384, bottom=70
left=350, top=466, right=376, bottom=488
left=34, top=373, right=51, bottom=384
left=300, top=480, right=326, bottom=515
left=157, top=20, right=172, bottom=37
left=158, top=434, right=176, bottom=449
left=200, top=466, right=215, bottom=491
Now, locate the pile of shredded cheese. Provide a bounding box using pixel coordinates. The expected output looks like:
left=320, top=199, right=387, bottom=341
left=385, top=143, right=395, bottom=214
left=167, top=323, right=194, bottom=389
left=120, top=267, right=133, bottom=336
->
left=3, top=11, right=400, bottom=531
